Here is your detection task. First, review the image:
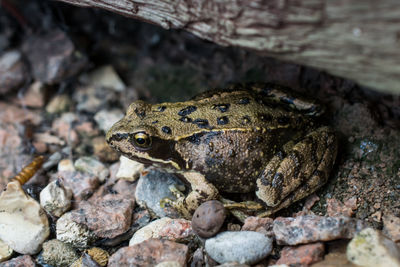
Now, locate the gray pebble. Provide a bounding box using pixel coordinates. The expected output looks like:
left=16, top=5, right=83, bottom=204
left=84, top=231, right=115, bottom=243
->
left=205, top=231, right=273, bottom=265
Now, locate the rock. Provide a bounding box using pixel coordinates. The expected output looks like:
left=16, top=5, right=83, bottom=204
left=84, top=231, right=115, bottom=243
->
left=23, top=30, right=87, bottom=84
left=43, top=151, right=63, bottom=170
left=0, top=181, right=50, bottom=254
left=74, top=85, right=118, bottom=113
left=327, top=198, right=357, bottom=217
left=46, top=94, right=72, bottom=114
left=135, top=169, right=185, bottom=218
left=92, top=137, right=119, bottom=162
left=155, top=261, right=182, bottom=267
left=273, top=215, right=367, bottom=245
left=205, top=231, right=273, bottom=265
left=56, top=212, right=97, bottom=248
left=71, top=247, right=109, bottom=267
left=94, top=109, right=124, bottom=133
left=57, top=171, right=100, bottom=203
left=15, top=81, right=46, bottom=108
left=347, top=228, right=400, bottom=267
left=216, top=263, right=250, bottom=267
left=276, top=242, right=325, bottom=266
left=58, top=159, right=75, bottom=172
left=192, top=200, right=226, bottom=238
left=79, top=65, right=126, bottom=92
left=70, top=194, right=134, bottom=239
left=42, top=239, right=79, bottom=267
left=129, top=217, right=193, bottom=246
left=115, top=156, right=144, bottom=181
left=0, top=255, right=36, bottom=267
left=40, top=180, right=72, bottom=217
left=74, top=156, right=109, bottom=182
left=383, top=213, right=400, bottom=242
left=0, top=239, right=12, bottom=263
left=0, top=50, right=28, bottom=94
left=52, top=113, right=79, bottom=146
left=312, top=240, right=358, bottom=267
left=108, top=239, right=188, bottom=267
left=241, top=216, right=274, bottom=237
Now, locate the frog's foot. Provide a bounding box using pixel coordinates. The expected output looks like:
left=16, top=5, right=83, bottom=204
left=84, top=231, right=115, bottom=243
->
left=256, top=126, right=337, bottom=214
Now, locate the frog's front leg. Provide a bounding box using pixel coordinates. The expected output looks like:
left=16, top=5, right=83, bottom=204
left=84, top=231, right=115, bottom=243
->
left=169, top=172, right=219, bottom=219
left=256, top=126, right=337, bottom=216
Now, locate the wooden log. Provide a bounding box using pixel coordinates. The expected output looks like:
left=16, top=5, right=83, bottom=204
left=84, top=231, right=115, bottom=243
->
left=57, top=0, right=400, bottom=94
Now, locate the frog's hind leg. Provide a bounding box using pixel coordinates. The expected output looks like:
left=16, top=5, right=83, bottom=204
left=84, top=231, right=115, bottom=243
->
left=256, top=126, right=337, bottom=216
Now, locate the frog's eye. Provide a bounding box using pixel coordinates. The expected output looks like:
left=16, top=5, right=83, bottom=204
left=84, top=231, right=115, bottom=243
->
left=132, top=132, right=152, bottom=149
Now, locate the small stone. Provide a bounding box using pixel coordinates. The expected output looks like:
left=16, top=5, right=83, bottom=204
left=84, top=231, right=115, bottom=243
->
left=109, top=239, right=188, bottom=267
left=0, top=50, right=28, bottom=95
left=15, top=81, right=46, bottom=108
left=74, top=86, right=118, bottom=113
left=40, top=180, right=72, bottom=217
left=46, top=94, right=72, bottom=113
left=327, top=198, right=357, bottom=217
left=0, top=181, right=50, bottom=254
left=23, top=30, right=87, bottom=84
left=94, top=109, right=124, bottom=133
left=276, top=242, right=325, bottom=266
left=71, top=247, right=109, bottom=267
left=57, top=171, right=100, bottom=203
left=347, top=228, right=400, bottom=267
left=58, top=159, right=75, bottom=172
left=70, top=194, right=134, bottom=239
left=74, top=156, right=109, bottom=182
left=216, top=263, right=250, bottom=267
left=115, top=156, right=144, bottom=181
left=92, top=137, right=119, bottom=162
left=56, top=212, right=97, bottom=248
left=241, top=216, right=274, bottom=237
left=0, top=255, right=36, bottom=267
left=155, top=261, right=182, bottom=267
left=129, top=217, right=170, bottom=246
left=205, top=231, right=273, bottom=265
left=43, top=151, right=63, bottom=170
left=273, top=215, right=368, bottom=245
left=192, top=200, right=226, bottom=238
left=42, top=239, right=79, bottom=267
left=0, top=239, right=13, bottom=262
left=52, top=112, right=79, bottom=146
left=135, top=169, right=184, bottom=218
left=79, top=65, right=126, bottom=92
left=383, top=213, right=400, bottom=242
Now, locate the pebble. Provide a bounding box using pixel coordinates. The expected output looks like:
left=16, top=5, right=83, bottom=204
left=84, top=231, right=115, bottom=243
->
left=0, top=239, right=12, bottom=262
left=43, top=151, right=63, bottom=170
left=155, top=261, right=182, bottom=267
left=241, top=216, right=274, bottom=237
left=71, top=247, right=109, bottom=267
left=347, top=228, right=400, bottom=267
left=79, top=65, right=126, bottom=92
left=52, top=112, right=80, bottom=146
left=276, top=242, right=325, bottom=266
left=57, top=171, right=100, bottom=203
left=0, top=255, right=36, bottom=267
left=192, top=200, right=226, bottom=238
left=58, top=159, right=75, bottom=172
left=135, top=169, right=184, bottom=218
left=273, top=215, right=367, bottom=245
left=205, top=231, right=273, bottom=265
left=94, top=109, right=124, bottom=133
left=74, top=156, right=109, bottom=182
left=115, top=156, right=144, bottom=181
left=130, top=217, right=193, bottom=246
left=56, top=212, right=97, bottom=248
left=23, top=29, right=87, bottom=83
left=41, top=239, right=79, bottom=267
left=0, top=181, right=49, bottom=254
left=16, top=81, right=46, bottom=108
left=108, top=239, right=188, bottom=267
left=327, top=198, right=357, bottom=217
left=74, top=85, right=118, bottom=113
left=46, top=94, right=72, bottom=114
left=40, top=180, right=72, bottom=217
left=0, top=50, right=27, bottom=94
left=382, top=213, right=400, bottom=242
left=70, top=194, right=134, bottom=239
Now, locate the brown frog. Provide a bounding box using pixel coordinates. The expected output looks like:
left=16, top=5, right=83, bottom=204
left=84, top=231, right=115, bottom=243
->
left=106, top=83, right=337, bottom=218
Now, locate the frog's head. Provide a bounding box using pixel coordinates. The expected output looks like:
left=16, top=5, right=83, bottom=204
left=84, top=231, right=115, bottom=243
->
left=106, top=101, right=185, bottom=170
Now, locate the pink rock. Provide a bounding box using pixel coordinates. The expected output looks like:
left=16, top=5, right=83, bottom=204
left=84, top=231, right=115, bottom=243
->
left=108, top=239, right=188, bottom=267
left=70, top=194, right=134, bottom=239
left=0, top=50, right=28, bottom=95
left=0, top=102, right=42, bottom=125
left=273, top=215, right=367, bottom=245
left=0, top=255, right=36, bottom=267
left=383, top=213, right=400, bottom=242
left=242, top=216, right=273, bottom=237
left=57, top=171, right=99, bottom=203
left=276, top=242, right=325, bottom=266
left=52, top=113, right=79, bottom=146
left=158, top=219, right=194, bottom=242
left=327, top=198, right=357, bottom=217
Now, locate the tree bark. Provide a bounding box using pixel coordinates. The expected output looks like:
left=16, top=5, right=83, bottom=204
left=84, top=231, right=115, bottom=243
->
left=57, top=0, right=400, bottom=94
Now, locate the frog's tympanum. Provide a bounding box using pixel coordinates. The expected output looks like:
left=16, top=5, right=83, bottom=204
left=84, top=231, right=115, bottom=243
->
left=106, top=84, right=337, bottom=218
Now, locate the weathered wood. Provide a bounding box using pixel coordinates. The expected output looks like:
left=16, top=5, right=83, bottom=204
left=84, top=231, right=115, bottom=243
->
left=57, top=0, right=400, bottom=93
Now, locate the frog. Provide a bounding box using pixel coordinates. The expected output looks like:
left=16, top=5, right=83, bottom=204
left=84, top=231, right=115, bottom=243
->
left=106, top=83, right=337, bottom=218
